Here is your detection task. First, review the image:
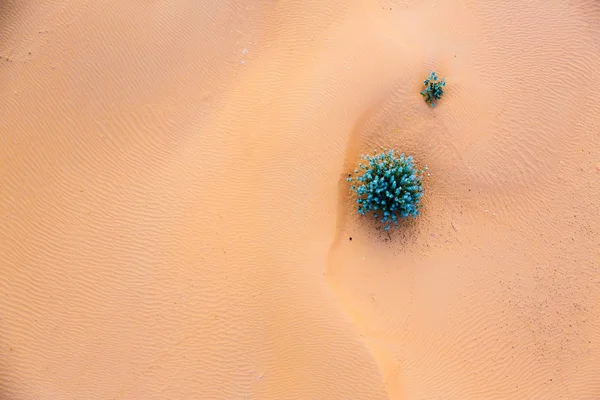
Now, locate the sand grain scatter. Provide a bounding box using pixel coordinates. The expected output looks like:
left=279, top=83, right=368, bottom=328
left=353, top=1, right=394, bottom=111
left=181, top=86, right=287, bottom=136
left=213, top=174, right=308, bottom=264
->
left=1, top=0, right=600, bottom=399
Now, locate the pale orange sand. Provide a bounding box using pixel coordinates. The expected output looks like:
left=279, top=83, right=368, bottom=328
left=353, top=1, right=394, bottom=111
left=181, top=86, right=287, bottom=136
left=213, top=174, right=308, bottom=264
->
left=1, top=0, right=600, bottom=399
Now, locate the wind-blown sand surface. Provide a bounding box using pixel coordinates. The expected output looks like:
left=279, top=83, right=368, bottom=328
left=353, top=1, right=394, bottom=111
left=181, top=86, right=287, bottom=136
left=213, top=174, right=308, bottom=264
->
left=1, top=0, right=600, bottom=399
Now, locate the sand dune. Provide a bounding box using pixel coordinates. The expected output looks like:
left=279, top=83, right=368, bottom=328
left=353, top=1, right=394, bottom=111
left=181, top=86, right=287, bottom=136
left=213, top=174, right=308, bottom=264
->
left=1, top=0, right=599, bottom=399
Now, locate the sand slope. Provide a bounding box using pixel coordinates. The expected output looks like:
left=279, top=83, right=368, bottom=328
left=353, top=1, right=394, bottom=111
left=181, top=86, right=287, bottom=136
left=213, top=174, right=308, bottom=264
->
left=1, top=0, right=600, bottom=399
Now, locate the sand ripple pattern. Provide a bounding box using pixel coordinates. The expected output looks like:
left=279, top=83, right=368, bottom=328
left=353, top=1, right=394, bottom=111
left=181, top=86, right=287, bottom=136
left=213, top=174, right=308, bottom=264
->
left=327, top=0, right=600, bottom=399
left=1, top=0, right=600, bottom=399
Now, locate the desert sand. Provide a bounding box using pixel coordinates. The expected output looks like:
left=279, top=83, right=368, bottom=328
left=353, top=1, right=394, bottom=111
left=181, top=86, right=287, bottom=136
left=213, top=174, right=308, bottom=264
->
left=1, top=0, right=600, bottom=399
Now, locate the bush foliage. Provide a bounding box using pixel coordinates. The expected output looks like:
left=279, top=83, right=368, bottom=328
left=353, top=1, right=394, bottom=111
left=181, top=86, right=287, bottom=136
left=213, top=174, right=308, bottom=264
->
left=420, top=71, right=446, bottom=107
left=347, top=149, right=424, bottom=230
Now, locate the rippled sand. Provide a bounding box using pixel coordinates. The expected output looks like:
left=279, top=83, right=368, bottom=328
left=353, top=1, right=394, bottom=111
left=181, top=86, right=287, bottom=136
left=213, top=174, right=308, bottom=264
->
left=1, top=0, right=599, bottom=399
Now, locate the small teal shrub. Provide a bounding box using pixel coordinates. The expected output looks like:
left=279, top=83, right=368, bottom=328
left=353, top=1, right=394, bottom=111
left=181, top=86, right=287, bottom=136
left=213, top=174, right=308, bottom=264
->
left=420, top=71, right=446, bottom=107
left=347, top=149, right=424, bottom=230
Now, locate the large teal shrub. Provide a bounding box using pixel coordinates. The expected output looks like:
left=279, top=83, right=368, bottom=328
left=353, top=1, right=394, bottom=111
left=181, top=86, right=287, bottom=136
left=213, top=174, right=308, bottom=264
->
left=420, top=71, right=446, bottom=107
left=347, top=149, right=424, bottom=230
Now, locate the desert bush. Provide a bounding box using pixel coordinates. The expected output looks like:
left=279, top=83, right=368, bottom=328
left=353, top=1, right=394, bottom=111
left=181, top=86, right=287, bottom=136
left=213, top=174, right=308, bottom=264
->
left=347, top=149, right=424, bottom=230
left=420, top=71, right=446, bottom=107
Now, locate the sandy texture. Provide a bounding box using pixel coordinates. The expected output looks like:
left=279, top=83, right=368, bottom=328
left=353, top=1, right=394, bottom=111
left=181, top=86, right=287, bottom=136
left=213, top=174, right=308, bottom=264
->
left=1, top=0, right=599, bottom=399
